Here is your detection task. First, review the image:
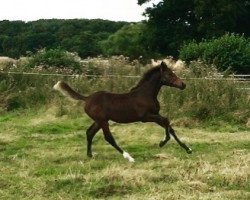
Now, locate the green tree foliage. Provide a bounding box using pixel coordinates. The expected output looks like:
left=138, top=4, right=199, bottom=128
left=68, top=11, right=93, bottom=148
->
left=100, top=23, right=151, bottom=59
left=61, top=31, right=101, bottom=58
left=144, top=0, right=197, bottom=56
left=139, top=0, right=250, bottom=56
left=179, top=34, right=250, bottom=73
left=0, top=19, right=127, bottom=58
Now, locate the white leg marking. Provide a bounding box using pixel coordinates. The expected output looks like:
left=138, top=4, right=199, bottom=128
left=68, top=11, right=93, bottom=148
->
left=123, top=151, right=135, bottom=162
left=53, top=81, right=69, bottom=98
left=187, top=147, right=193, bottom=154
left=53, top=81, right=61, bottom=91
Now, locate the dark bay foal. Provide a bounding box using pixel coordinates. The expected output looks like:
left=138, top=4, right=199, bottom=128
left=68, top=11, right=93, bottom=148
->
left=54, top=62, right=192, bottom=162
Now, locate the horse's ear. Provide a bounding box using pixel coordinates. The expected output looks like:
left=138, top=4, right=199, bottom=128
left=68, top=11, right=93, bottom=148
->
left=160, top=61, right=168, bottom=72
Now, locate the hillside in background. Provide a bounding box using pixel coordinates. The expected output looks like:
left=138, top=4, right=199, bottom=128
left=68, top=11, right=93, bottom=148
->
left=0, top=19, right=128, bottom=58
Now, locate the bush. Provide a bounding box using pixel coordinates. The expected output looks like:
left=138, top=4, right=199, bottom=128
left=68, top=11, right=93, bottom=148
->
left=179, top=34, right=250, bottom=73
left=27, top=49, right=82, bottom=73
left=0, top=73, right=56, bottom=111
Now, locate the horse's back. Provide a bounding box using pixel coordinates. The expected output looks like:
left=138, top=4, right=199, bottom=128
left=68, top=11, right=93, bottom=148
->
left=84, top=91, right=146, bottom=123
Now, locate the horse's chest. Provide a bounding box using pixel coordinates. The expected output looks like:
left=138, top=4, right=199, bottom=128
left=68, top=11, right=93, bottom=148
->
left=134, top=98, right=160, bottom=115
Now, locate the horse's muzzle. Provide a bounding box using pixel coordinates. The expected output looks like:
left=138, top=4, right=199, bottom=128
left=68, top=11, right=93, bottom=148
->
left=166, top=79, right=186, bottom=90
left=174, top=79, right=186, bottom=90
left=180, top=82, right=186, bottom=90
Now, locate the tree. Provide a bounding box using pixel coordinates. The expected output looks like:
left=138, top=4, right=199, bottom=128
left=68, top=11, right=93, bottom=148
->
left=2, top=36, right=20, bottom=58
left=100, top=23, right=151, bottom=59
left=138, top=0, right=250, bottom=56
left=21, top=32, right=56, bottom=52
left=142, top=0, right=197, bottom=56
left=0, top=19, right=127, bottom=58
left=192, top=0, right=250, bottom=37
left=0, top=20, right=26, bottom=36
left=61, top=31, right=101, bottom=58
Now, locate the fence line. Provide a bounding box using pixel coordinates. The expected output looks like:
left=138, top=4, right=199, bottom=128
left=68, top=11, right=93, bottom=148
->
left=0, top=71, right=141, bottom=78
left=0, top=71, right=250, bottom=81
left=1, top=71, right=249, bottom=91
left=231, top=74, right=250, bottom=78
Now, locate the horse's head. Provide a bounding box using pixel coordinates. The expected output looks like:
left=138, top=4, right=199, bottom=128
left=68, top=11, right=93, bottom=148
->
left=159, top=61, right=186, bottom=90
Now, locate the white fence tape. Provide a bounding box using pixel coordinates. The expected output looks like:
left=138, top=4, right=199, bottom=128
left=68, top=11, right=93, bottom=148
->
left=1, top=71, right=249, bottom=80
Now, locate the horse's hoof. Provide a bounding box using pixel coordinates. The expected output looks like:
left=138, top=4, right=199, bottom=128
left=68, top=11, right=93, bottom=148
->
left=186, top=148, right=192, bottom=154
left=123, top=151, right=135, bottom=163
left=159, top=141, right=166, bottom=148
left=87, top=153, right=93, bottom=158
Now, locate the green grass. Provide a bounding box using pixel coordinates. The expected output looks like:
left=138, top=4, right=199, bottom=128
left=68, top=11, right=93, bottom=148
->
left=0, top=108, right=249, bottom=199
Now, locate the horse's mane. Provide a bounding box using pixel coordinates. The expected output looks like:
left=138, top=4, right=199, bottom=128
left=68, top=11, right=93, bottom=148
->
left=130, top=66, right=161, bottom=91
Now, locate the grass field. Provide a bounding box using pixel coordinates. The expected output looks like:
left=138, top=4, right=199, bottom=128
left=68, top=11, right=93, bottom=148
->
left=0, top=106, right=249, bottom=200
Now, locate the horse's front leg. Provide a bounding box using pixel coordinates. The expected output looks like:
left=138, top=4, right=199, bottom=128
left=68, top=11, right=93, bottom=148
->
left=168, top=126, right=192, bottom=154
left=159, top=126, right=171, bottom=147
left=142, top=114, right=171, bottom=147
left=142, top=114, right=192, bottom=154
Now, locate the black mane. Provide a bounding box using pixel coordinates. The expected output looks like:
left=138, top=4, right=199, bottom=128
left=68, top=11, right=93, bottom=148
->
left=130, top=66, right=161, bottom=91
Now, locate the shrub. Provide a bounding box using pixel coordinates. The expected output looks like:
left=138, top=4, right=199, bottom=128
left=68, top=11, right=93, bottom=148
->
left=179, top=34, right=250, bottom=73
left=0, top=73, right=56, bottom=111
left=27, top=48, right=82, bottom=73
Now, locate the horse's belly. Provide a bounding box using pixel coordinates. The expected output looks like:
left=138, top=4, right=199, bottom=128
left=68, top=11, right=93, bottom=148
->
left=109, top=109, right=141, bottom=123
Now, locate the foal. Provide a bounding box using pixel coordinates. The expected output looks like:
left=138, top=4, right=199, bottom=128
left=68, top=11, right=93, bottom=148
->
left=54, top=62, right=192, bottom=162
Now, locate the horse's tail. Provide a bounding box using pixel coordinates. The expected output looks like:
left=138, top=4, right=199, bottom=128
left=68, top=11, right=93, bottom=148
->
left=53, top=81, right=87, bottom=101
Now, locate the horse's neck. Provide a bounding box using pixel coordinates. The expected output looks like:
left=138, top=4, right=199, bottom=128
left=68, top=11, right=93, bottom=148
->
left=133, top=74, right=162, bottom=99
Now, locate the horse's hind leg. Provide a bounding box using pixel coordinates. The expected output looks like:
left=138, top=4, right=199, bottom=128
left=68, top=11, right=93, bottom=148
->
left=86, top=122, right=100, bottom=157
left=168, top=126, right=192, bottom=154
left=101, top=122, right=135, bottom=162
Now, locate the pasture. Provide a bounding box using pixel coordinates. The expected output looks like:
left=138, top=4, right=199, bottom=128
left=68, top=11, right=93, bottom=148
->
left=0, top=59, right=249, bottom=199
left=0, top=107, right=249, bottom=199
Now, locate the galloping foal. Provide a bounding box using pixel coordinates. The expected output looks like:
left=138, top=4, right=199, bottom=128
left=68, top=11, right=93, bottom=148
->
left=53, top=62, right=192, bottom=162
